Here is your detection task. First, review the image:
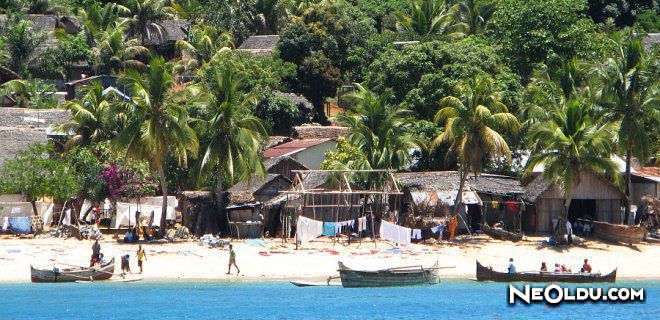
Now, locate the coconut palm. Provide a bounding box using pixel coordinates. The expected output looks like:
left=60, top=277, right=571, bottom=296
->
left=521, top=56, right=592, bottom=134
left=593, top=31, right=660, bottom=223
left=432, top=75, right=520, bottom=214
left=525, top=98, right=620, bottom=240
left=394, top=0, right=464, bottom=38
left=334, top=84, right=419, bottom=188
left=0, top=17, right=46, bottom=76
left=453, top=0, right=494, bottom=35
left=195, top=64, right=268, bottom=215
left=123, top=0, right=175, bottom=45
left=79, top=2, right=130, bottom=46
left=57, top=82, right=120, bottom=150
left=93, top=24, right=149, bottom=75
left=112, top=56, right=199, bottom=233
left=0, top=79, right=32, bottom=107
left=174, top=25, right=233, bottom=75
left=254, top=0, right=288, bottom=35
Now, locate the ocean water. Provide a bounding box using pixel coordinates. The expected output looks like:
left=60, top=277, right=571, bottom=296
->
left=0, top=280, right=657, bottom=319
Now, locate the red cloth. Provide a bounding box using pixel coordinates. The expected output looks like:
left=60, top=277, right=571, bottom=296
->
left=505, top=201, right=519, bottom=214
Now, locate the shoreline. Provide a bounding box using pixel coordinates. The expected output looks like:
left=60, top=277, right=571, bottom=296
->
left=1, top=235, right=659, bottom=283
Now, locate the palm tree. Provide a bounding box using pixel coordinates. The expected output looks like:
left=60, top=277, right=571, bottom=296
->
left=195, top=64, right=268, bottom=215
left=394, top=0, right=464, bottom=38
left=123, top=0, right=175, bottom=45
left=335, top=84, right=419, bottom=188
left=432, top=75, right=520, bottom=214
left=57, top=82, right=119, bottom=150
left=0, top=17, right=46, bottom=76
left=93, top=24, right=149, bottom=74
left=113, top=56, right=199, bottom=233
left=525, top=98, right=620, bottom=240
left=453, top=0, right=494, bottom=35
left=521, top=56, right=592, bottom=133
left=593, top=31, right=660, bottom=223
left=79, top=2, right=130, bottom=46
left=174, top=25, right=233, bottom=75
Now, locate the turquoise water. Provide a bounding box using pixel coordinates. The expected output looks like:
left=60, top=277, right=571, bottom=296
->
left=0, top=280, right=657, bottom=319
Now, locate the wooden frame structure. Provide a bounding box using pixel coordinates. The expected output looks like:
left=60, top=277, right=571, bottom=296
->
left=280, top=169, right=404, bottom=248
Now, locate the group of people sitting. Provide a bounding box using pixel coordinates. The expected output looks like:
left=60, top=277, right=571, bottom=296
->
left=507, top=258, right=592, bottom=274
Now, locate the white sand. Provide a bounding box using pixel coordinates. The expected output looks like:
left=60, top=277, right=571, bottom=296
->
left=0, top=235, right=658, bottom=282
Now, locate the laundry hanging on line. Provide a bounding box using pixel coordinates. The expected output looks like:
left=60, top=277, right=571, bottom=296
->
left=296, top=216, right=323, bottom=243
left=380, top=220, right=411, bottom=245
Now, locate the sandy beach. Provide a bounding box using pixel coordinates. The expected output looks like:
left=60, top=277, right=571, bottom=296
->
left=1, top=235, right=658, bottom=283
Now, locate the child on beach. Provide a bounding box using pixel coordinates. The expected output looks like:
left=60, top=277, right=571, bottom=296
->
left=226, top=244, right=240, bottom=275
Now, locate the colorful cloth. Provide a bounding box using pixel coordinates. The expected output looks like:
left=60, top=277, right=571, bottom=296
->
left=296, top=216, right=323, bottom=243
left=323, top=222, right=337, bottom=236
left=8, top=217, right=31, bottom=234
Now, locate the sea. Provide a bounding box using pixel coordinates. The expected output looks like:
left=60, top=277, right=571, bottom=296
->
left=0, top=280, right=657, bottom=319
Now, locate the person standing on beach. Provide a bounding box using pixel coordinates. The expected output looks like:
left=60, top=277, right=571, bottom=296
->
left=448, top=216, right=458, bottom=240
left=507, top=258, right=516, bottom=274
left=227, top=244, right=240, bottom=275
left=137, top=245, right=147, bottom=274
left=566, top=219, right=573, bottom=245
left=90, top=239, right=101, bottom=266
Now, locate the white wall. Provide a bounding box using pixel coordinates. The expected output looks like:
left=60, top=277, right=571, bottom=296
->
left=293, top=140, right=337, bottom=169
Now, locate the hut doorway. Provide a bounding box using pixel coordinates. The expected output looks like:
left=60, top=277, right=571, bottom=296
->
left=468, top=204, right=482, bottom=231
left=568, top=199, right=596, bottom=223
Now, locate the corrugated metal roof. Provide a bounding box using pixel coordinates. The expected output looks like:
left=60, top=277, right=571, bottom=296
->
left=263, top=139, right=332, bottom=158
left=634, top=167, right=660, bottom=182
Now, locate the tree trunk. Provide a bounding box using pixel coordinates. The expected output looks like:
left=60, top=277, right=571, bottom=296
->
left=452, top=167, right=468, bottom=216
left=556, top=188, right=574, bottom=244
left=157, top=164, right=168, bottom=236
left=215, top=169, right=226, bottom=236
left=623, top=143, right=632, bottom=225
left=30, top=200, right=38, bottom=218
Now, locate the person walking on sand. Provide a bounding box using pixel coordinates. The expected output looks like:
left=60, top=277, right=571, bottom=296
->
left=90, top=239, right=101, bottom=266
left=137, top=245, right=147, bottom=274
left=226, top=244, right=240, bottom=275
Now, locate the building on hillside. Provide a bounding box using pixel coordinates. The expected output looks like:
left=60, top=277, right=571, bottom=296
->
left=0, top=107, right=70, bottom=169
left=292, top=125, right=348, bottom=140
left=264, top=156, right=308, bottom=180
left=64, top=75, right=121, bottom=100
left=237, top=35, right=279, bottom=56
left=523, top=171, right=626, bottom=233
left=263, top=138, right=337, bottom=169
left=140, top=19, right=191, bottom=58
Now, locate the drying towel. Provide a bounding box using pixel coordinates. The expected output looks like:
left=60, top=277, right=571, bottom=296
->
left=296, top=216, right=323, bottom=243
left=358, top=217, right=367, bottom=231
left=431, top=225, right=444, bottom=237
left=2, top=217, right=8, bottom=231
left=8, top=217, right=31, bottom=234
left=323, top=222, right=337, bottom=236
left=412, top=229, right=422, bottom=240
left=380, top=221, right=411, bottom=245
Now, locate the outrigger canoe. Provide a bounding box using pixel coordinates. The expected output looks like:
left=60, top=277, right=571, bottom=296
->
left=482, top=224, right=523, bottom=242
left=31, top=258, right=115, bottom=283
left=475, top=261, right=616, bottom=283
left=337, top=261, right=440, bottom=288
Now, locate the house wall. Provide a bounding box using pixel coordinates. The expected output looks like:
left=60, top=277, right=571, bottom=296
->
left=534, top=172, right=624, bottom=233
left=267, top=160, right=307, bottom=180
left=292, top=141, right=336, bottom=169
left=632, top=182, right=658, bottom=205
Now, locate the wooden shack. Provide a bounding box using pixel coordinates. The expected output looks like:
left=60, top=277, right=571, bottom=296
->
left=524, top=171, right=625, bottom=233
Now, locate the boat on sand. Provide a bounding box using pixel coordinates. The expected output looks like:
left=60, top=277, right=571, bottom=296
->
left=31, top=259, right=115, bottom=283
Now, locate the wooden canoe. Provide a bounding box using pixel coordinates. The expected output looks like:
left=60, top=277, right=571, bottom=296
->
left=475, top=261, right=616, bottom=283
left=337, top=261, right=440, bottom=288
left=31, top=258, right=115, bottom=283
left=591, top=221, right=646, bottom=244
left=482, top=224, right=523, bottom=242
